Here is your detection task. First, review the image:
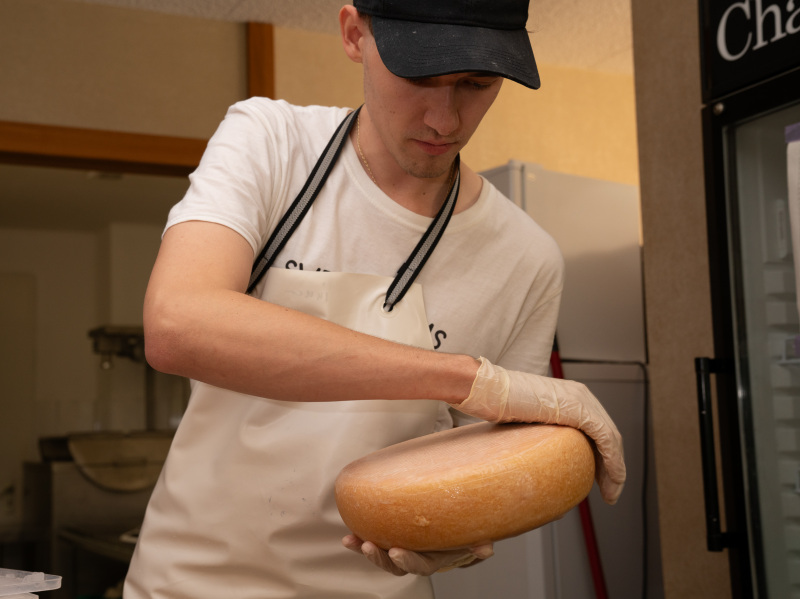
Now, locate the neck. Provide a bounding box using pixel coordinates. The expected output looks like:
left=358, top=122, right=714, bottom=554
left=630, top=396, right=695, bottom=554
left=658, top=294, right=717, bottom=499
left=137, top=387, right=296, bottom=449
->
left=353, top=109, right=468, bottom=218
left=386, top=162, right=458, bottom=218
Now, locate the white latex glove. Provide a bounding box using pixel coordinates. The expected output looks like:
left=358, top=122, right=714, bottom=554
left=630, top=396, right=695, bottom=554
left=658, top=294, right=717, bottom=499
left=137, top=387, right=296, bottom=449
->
left=342, top=534, right=494, bottom=576
left=450, top=357, right=626, bottom=505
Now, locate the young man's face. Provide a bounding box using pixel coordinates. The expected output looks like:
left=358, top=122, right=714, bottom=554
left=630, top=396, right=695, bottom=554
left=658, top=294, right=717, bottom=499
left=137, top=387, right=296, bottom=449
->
left=360, top=33, right=503, bottom=181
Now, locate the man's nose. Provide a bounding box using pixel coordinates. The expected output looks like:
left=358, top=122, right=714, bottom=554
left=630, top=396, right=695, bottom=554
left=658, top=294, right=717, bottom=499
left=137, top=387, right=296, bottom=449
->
left=422, top=87, right=459, bottom=137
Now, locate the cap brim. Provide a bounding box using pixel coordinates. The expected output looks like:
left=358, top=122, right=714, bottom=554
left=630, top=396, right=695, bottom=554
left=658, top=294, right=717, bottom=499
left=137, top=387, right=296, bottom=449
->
left=371, top=18, right=540, bottom=90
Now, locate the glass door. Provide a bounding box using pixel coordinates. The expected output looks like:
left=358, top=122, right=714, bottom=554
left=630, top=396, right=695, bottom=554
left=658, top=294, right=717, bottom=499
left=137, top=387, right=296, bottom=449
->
left=726, top=97, right=800, bottom=599
left=702, top=64, right=800, bottom=597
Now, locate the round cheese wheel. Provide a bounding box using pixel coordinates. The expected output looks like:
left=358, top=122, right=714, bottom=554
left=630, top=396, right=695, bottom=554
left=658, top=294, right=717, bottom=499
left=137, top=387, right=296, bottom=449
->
left=335, top=422, right=595, bottom=551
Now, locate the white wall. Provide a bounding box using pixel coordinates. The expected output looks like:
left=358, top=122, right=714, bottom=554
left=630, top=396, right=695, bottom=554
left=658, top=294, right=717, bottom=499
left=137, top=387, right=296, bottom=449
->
left=0, top=228, right=99, bottom=524
left=104, top=223, right=161, bottom=325
left=0, top=228, right=99, bottom=430
left=0, top=222, right=176, bottom=527
left=0, top=272, right=36, bottom=526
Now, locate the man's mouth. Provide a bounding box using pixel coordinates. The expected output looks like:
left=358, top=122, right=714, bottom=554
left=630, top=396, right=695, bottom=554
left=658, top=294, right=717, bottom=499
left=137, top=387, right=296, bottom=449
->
left=414, top=139, right=456, bottom=156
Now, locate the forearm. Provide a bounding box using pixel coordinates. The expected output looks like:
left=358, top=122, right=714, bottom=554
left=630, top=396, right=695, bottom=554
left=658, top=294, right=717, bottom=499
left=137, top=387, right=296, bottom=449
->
left=145, top=221, right=478, bottom=403
left=145, top=284, right=478, bottom=403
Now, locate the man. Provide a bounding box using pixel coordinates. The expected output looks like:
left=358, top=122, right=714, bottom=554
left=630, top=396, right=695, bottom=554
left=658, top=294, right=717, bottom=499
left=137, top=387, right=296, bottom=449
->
left=124, top=1, right=626, bottom=597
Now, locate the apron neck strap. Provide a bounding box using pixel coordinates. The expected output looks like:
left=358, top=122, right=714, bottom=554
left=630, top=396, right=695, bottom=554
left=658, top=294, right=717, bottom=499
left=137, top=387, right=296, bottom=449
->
left=247, top=106, right=460, bottom=312
left=383, top=155, right=460, bottom=312
left=247, top=107, right=360, bottom=294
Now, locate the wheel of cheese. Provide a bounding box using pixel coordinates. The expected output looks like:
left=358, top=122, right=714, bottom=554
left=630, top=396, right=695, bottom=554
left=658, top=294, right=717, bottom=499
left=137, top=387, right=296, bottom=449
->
left=335, top=422, right=594, bottom=551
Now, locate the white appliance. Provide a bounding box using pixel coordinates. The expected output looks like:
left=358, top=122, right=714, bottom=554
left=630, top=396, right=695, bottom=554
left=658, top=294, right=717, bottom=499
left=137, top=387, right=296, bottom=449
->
left=432, top=161, right=660, bottom=598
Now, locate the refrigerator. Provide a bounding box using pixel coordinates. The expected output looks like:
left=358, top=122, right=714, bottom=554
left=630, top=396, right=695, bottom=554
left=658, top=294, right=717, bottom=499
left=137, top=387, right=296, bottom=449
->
left=432, top=161, right=656, bottom=598
left=697, top=1, right=800, bottom=597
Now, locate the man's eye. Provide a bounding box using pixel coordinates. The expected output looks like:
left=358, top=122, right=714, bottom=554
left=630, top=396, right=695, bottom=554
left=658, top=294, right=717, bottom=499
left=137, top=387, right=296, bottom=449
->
left=466, top=79, right=497, bottom=90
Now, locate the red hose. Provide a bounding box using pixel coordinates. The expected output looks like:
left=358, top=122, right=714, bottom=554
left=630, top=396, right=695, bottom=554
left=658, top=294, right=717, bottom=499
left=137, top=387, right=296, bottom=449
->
left=550, top=343, right=609, bottom=599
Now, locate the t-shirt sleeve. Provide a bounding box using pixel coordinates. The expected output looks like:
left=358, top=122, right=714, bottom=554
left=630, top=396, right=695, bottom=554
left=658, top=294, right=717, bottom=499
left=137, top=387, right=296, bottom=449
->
left=165, top=101, right=286, bottom=254
left=497, top=281, right=562, bottom=376
left=164, top=100, right=346, bottom=257
left=446, top=209, right=564, bottom=427
left=449, top=259, right=563, bottom=428
left=493, top=219, right=565, bottom=377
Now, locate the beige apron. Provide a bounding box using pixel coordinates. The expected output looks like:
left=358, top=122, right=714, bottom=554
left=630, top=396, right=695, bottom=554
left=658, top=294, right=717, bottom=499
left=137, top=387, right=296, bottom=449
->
left=126, top=108, right=461, bottom=598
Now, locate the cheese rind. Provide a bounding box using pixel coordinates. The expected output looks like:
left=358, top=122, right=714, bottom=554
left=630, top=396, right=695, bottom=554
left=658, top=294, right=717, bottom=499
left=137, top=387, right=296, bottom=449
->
left=334, top=422, right=595, bottom=551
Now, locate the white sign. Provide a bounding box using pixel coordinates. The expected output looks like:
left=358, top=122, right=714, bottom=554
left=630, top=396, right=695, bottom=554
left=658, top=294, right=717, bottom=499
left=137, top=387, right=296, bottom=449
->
left=716, top=0, right=800, bottom=61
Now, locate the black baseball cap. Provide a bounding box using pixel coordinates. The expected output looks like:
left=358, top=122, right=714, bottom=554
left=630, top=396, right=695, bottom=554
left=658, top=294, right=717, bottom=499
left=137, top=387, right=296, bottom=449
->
left=353, top=0, right=540, bottom=89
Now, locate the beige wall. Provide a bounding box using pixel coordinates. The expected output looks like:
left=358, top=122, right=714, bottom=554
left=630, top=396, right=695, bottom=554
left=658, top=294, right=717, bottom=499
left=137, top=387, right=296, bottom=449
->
left=273, top=26, right=365, bottom=112
left=0, top=0, right=246, bottom=137
left=631, top=1, right=731, bottom=598
left=470, top=65, right=638, bottom=184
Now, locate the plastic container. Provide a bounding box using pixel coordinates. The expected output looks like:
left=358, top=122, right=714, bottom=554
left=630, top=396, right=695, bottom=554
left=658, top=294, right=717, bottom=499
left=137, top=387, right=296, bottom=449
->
left=0, top=569, right=61, bottom=598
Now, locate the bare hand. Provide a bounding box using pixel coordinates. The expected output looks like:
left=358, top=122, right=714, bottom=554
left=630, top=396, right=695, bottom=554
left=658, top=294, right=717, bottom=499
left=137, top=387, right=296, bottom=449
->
left=342, top=534, right=494, bottom=576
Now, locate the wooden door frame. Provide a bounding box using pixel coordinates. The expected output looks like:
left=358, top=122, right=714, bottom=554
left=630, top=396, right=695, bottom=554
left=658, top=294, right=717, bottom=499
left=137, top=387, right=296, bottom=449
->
left=0, top=22, right=274, bottom=176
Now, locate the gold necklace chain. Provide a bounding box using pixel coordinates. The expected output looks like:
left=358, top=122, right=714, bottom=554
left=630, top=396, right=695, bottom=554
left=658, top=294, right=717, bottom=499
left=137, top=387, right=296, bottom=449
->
left=356, top=112, right=377, bottom=184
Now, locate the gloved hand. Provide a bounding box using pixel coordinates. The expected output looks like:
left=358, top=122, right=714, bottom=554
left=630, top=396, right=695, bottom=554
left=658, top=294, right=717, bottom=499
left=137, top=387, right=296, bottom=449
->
left=342, top=534, right=494, bottom=576
left=450, top=357, right=626, bottom=505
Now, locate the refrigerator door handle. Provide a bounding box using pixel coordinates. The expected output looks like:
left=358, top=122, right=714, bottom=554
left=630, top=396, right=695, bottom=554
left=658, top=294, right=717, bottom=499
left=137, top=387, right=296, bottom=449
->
left=695, top=357, right=730, bottom=551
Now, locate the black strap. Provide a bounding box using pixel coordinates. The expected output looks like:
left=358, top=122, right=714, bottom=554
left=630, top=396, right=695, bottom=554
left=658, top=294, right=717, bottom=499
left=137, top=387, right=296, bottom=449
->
left=383, top=155, right=460, bottom=311
left=247, top=106, right=460, bottom=311
left=247, top=107, right=360, bottom=294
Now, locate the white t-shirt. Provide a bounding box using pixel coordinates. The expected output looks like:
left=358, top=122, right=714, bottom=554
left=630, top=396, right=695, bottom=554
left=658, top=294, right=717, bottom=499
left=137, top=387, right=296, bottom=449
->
left=126, top=99, right=564, bottom=599
left=167, top=98, right=563, bottom=375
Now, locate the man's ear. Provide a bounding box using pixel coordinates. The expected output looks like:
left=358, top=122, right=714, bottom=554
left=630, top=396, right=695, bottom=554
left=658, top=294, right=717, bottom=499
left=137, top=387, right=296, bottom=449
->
left=339, top=5, right=366, bottom=64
